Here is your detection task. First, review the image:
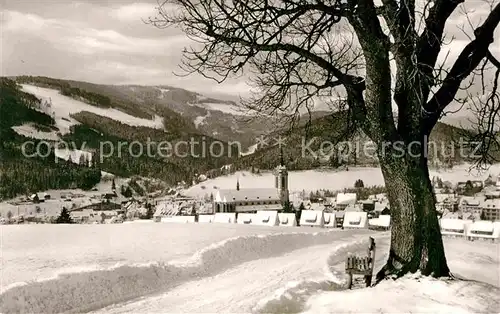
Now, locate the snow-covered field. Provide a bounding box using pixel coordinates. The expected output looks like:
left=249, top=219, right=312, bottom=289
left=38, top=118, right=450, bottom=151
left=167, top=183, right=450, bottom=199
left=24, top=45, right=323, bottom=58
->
left=54, top=148, right=93, bottom=165
left=11, top=123, right=60, bottom=141
left=185, top=164, right=500, bottom=197
left=91, top=234, right=499, bottom=314
left=0, top=223, right=498, bottom=313
left=0, top=223, right=345, bottom=312
left=19, top=84, right=164, bottom=135
left=1, top=223, right=320, bottom=287
left=190, top=100, right=251, bottom=116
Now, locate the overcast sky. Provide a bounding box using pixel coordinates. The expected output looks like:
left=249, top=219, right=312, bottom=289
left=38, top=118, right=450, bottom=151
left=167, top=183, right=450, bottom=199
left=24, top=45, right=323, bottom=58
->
left=1, top=0, right=498, bottom=101
left=0, top=0, right=251, bottom=98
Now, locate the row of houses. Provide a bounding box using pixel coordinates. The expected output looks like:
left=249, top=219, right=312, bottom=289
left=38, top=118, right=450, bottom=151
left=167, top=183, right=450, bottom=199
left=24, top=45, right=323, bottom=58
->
left=154, top=209, right=391, bottom=231
left=439, top=218, right=500, bottom=242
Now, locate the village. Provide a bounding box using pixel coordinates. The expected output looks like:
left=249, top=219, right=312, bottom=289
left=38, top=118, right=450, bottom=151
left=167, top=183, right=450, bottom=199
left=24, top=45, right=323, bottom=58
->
left=1, top=155, right=500, bottom=241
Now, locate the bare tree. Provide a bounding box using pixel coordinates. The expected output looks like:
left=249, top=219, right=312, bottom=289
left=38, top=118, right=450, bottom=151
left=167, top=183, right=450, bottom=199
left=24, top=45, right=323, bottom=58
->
left=150, top=0, right=500, bottom=281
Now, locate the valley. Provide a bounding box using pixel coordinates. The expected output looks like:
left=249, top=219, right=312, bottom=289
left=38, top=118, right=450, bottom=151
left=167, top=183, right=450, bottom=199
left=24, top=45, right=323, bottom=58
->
left=1, top=75, right=499, bottom=201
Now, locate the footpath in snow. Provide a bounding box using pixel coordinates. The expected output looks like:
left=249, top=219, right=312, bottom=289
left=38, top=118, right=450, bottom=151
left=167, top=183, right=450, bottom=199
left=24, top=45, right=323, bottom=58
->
left=3, top=228, right=498, bottom=313
left=97, top=234, right=500, bottom=314
left=95, top=233, right=389, bottom=313
left=0, top=229, right=372, bottom=313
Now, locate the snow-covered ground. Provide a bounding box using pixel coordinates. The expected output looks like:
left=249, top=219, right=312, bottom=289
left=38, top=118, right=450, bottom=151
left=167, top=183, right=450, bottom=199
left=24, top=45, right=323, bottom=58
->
left=96, top=231, right=381, bottom=314
left=302, top=237, right=500, bottom=313
left=19, top=84, right=164, bottom=135
left=304, top=274, right=499, bottom=313
left=185, top=164, right=500, bottom=197
left=92, top=234, right=500, bottom=314
left=1, top=223, right=498, bottom=313
left=0, top=223, right=343, bottom=312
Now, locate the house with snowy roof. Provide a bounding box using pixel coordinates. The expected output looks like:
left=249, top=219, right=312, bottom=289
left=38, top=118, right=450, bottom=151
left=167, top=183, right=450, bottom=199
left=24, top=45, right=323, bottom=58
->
left=435, top=193, right=458, bottom=213
left=374, top=202, right=390, bottom=216
left=458, top=196, right=486, bottom=215
left=485, top=189, right=500, bottom=199
left=335, top=193, right=357, bottom=210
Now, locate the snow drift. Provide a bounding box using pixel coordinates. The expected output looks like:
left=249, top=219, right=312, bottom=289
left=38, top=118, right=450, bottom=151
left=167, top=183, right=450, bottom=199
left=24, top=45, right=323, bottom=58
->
left=0, top=229, right=371, bottom=313
left=303, top=273, right=500, bottom=313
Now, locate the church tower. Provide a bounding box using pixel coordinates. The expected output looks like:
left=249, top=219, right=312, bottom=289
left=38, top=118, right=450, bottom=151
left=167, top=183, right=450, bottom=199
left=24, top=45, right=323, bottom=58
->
left=274, top=147, right=289, bottom=204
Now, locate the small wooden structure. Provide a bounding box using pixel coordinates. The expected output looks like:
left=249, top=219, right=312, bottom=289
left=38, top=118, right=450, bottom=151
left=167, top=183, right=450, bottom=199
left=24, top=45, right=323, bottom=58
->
left=345, top=237, right=376, bottom=289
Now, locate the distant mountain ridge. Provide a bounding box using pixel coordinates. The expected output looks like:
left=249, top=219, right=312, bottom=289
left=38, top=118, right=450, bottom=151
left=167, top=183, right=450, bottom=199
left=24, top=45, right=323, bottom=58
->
left=13, top=76, right=279, bottom=149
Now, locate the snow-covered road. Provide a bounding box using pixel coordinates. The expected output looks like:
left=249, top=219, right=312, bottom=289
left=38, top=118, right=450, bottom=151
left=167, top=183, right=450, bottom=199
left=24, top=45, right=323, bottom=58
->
left=95, top=233, right=390, bottom=313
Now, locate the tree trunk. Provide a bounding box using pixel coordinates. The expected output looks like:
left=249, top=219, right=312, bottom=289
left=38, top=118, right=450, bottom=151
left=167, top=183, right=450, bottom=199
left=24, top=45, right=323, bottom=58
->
left=376, top=142, right=450, bottom=282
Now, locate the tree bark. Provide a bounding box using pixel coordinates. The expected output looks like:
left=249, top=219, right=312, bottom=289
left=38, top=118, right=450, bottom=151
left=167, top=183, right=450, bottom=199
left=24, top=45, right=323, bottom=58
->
left=375, top=141, right=450, bottom=282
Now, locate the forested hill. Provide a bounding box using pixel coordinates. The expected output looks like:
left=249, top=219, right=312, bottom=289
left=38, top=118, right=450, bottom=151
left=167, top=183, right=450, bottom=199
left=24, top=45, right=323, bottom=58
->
left=1, top=77, right=239, bottom=199
left=13, top=75, right=274, bottom=149
left=0, top=78, right=101, bottom=199
left=234, top=112, right=499, bottom=171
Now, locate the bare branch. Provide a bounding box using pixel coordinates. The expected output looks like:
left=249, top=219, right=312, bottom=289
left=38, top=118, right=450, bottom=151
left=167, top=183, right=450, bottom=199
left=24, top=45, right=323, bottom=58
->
left=416, top=0, right=465, bottom=98
left=423, top=2, right=500, bottom=133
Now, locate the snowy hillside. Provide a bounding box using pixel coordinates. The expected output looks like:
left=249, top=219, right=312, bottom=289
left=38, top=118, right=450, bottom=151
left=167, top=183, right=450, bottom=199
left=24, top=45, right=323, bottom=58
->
left=11, top=123, right=60, bottom=141
left=241, top=143, right=259, bottom=156
left=19, top=84, right=164, bottom=135
left=191, top=101, right=249, bottom=116
left=54, top=148, right=93, bottom=166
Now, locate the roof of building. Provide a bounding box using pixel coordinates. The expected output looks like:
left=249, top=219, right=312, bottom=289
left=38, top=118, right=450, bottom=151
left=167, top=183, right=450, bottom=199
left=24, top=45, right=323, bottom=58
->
left=485, top=190, right=500, bottom=197
left=459, top=196, right=486, bottom=206
left=216, top=188, right=280, bottom=202
left=336, top=193, right=357, bottom=205
left=360, top=199, right=375, bottom=204
left=480, top=199, right=500, bottom=209
left=435, top=193, right=457, bottom=203
left=345, top=204, right=362, bottom=212
left=374, top=202, right=390, bottom=212
left=235, top=204, right=283, bottom=212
